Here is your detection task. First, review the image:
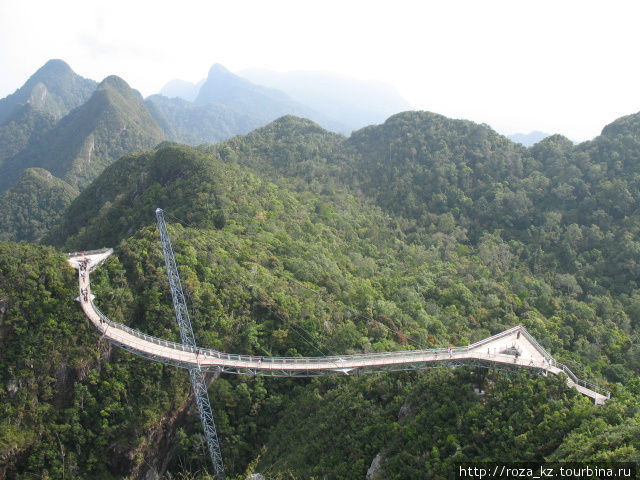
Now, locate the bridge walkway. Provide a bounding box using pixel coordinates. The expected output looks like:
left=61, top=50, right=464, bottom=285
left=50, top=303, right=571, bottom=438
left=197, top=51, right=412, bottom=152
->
left=69, top=249, right=609, bottom=405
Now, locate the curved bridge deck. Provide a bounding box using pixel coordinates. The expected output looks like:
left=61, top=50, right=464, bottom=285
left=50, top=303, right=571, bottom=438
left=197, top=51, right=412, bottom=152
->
left=69, top=249, right=610, bottom=405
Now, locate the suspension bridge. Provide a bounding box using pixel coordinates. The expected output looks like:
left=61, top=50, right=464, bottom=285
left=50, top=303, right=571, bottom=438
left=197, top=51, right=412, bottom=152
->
left=68, top=210, right=610, bottom=478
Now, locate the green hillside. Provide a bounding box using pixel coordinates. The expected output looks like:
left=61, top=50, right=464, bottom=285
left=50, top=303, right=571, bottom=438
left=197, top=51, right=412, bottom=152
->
left=41, top=75, right=166, bottom=189
left=207, top=115, right=345, bottom=178
left=33, top=139, right=640, bottom=476
left=0, top=242, right=191, bottom=478
left=0, top=75, right=165, bottom=193
left=210, top=111, right=640, bottom=299
left=0, top=104, right=57, bottom=169
left=3, top=110, right=640, bottom=478
left=0, top=168, right=77, bottom=242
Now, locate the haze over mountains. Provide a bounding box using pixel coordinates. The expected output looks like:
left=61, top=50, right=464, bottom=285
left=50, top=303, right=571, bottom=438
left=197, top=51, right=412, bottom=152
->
left=238, top=68, right=413, bottom=132
left=151, top=63, right=349, bottom=143
left=159, top=78, right=205, bottom=102
left=160, top=66, right=414, bottom=135
left=0, top=59, right=413, bottom=198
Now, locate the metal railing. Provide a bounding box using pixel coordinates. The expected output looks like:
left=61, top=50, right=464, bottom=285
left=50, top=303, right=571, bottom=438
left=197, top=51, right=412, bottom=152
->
left=89, top=292, right=611, bottom=398
left=90, top=302, right=517, bottom=366
left=67, top=248, right=113, bottom=258
left=558, top=363, right=610, bottom=398
left=92, top=302, right=198, bottom=354
left=89, top=301, right=608, bottom=397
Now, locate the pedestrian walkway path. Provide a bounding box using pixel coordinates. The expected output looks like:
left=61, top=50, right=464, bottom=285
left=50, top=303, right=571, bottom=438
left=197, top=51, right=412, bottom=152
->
left=69, top=249, right=610, bottom=404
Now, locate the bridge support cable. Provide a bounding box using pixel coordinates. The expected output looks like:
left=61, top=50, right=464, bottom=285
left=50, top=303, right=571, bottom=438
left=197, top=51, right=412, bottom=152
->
left=156, top=208, right=225, bottom=479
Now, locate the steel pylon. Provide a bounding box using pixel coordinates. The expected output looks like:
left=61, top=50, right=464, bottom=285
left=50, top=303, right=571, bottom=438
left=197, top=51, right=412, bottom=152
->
left=156, top=208, right=225, bottom=479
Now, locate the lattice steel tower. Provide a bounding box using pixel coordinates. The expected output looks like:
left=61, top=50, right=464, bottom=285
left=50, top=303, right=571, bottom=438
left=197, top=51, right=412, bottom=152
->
left=156, top=208, right=225, bottom=479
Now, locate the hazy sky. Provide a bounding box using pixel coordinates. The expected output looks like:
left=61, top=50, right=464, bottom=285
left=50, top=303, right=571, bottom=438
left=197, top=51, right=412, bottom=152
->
left=1, top=0, right=639, bottom=141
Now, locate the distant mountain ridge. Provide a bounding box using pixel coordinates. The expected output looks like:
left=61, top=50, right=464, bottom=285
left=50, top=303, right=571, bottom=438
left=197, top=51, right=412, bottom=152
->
left=161, top=66, right=413, bottom=135
left=238, top=68, right=412, bottom=132
left=195, top=64, right=348, bottom=133
left=160, top=78, right=204, bottom=102
left=507, top=130, right=550, bottom=147
left=151, top=63, right=350, bottom=144
left=145, top=94, right=262, bottom=145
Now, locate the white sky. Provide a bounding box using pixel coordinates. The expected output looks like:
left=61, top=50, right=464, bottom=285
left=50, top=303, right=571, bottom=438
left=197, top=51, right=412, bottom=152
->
left=1, top=0, right=639, bottom=141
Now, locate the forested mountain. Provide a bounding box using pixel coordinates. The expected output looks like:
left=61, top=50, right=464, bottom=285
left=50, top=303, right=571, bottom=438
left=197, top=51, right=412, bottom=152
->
left=0, top=168, right=77, bottom=242
left=209, top=115, right=345, bottom=178
left=211, top=111, right=640, bottom=301
left=0, top=243, right=191, bottom=479
left=0, top=75, right=165, bottom=193
left=0, top=104, right=57, bottom=169
left=3, top=107, right=640, bottom=478
left=0, top=59, right=96, bottom=124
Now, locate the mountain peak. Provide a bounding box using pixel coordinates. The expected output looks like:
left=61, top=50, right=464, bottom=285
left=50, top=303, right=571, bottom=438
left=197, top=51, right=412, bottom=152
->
left=37, top=59, right=73, bottom=76
left=193, top=63, right=330, bottom=130
left=27, top=59, right=87, bottom=93
left=0, top=59, right=97, bottom=124
left=98, top=75, right=132, bottom=92
left=0, top=71, right=165, bottom=194
left=267, top=115, right=326, bottom=132
left=207, top=63, right=232, bottom=77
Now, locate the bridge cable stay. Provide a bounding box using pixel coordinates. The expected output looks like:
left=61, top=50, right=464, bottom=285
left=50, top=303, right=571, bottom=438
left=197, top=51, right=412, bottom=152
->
left=161, top=210, right=427, bottom=352
left=155, top=208, right=225, bottom=480
left=149, top=212, right=607, bottom=402
left=162, top=210, right=337, bottom=358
